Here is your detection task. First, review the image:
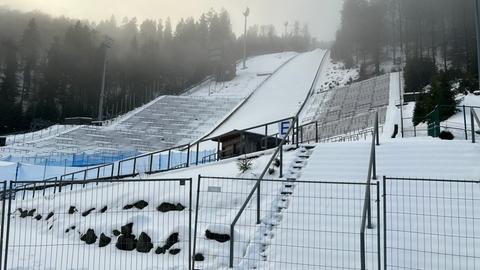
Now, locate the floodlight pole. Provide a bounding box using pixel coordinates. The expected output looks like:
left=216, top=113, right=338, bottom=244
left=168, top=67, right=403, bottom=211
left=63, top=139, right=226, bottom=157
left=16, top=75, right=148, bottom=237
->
left=97, top=37, right=112, bottom=121
left=475, top=0, right=480, bottom=90
left=243, top=7, right=250, bottom=70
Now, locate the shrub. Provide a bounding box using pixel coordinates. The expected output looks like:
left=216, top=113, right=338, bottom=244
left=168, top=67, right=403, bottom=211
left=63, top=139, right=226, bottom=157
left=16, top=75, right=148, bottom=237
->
left=237, top=157, right=253, bottom=173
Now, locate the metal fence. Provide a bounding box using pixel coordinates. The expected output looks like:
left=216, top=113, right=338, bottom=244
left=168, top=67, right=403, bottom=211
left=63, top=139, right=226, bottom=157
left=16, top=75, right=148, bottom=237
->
left=193, top=176, right=380, bottom=270
left=1, top=178, right=192, bottom=270
left=383, top=176, right=480, bottom=270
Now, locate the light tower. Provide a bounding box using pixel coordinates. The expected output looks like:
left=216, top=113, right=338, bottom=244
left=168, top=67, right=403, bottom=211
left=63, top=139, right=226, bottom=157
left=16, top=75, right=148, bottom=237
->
left=242, top=7, right=250, bottom=70
left=97, top=36, right=113, bottom=121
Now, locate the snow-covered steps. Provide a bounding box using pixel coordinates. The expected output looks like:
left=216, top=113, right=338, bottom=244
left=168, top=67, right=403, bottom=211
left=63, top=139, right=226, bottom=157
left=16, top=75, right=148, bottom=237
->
left=301, top=137, right=480, bottom=181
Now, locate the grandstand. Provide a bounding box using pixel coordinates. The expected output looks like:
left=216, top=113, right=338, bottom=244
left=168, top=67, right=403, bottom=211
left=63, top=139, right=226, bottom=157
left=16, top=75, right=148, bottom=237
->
left=1, top=96, right=240, bottom=166
left=301, top=74, right=390, bottom=140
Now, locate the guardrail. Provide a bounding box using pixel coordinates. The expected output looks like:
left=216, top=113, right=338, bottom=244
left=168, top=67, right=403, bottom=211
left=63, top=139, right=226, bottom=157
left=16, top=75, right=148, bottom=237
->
left=360, top=111, right=380, bottom=270
left=406, top=105, right=480, bottom=142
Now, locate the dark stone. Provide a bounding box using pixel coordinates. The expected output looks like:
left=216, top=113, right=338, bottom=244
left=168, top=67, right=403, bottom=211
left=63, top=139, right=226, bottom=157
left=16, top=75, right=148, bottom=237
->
left=34, top=214, right=42, bottom=220
left=123, top=204, right=134, bottom=210
left=155, top=232, right=179, bottom=254
left=205, top=230, right=230, bottom=243
left=268, top=168, right=275, bottom=175
left=18, top=209, right=28, bottom=218
left=439, top=130, right=455, bottom=140
left=71, top=226, right=76, bottom=230
left=99, top=233, right=111, bottom=247
left=121, top=223, right=134, bottom=236
left=194, top=253, right=205, bottom=261
left=46, top=212, right=54, bottom=220
left=26, top=209, right=36, bottom=217
left=65, top=228, right=70, bottom=233
left=273, top=158, right=281, bottom=167
left=112, top=229, right=121, bottom=236
left=116, top=235, right=137, bottom=251
left=136, top=232, right=153, bottom=253
left=68, top=206, right=77, bottom=214
left=280, top=191, right=292, bottom=195
left=99, top=206, right=108, bottom=213
left=169, top=248, right=181, bottom=255
left=80, top=229, right=97, bottom=245
left=157, top=203, right=185, bottom=213
left=82, top=208, right=96, bottom=217
left=134, top=200, right=148, bottom=210
left=49, top=225, right=53, bottom=230
left=155, top=247, right=166, bottom=254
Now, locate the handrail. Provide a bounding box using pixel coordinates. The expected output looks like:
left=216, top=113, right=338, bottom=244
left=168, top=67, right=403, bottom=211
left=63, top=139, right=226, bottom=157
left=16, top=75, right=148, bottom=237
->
left=360, top=111, right=379, bottom=270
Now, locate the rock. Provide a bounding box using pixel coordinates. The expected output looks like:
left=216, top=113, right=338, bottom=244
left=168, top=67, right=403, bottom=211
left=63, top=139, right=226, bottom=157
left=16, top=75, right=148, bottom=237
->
left=112, top=229, right=121, bottom=236
left=136, top=232, right=153, bottom=253
left=273, top=158, right=281, bottom=167
left=68, top=206, right=77, bottom=214
left=155, top=247, right=166, bottom=254
left=134, top=200, right=148, bottom=210
left=116, top=235, right=137, bottom=251
left=26, top=209, right=36, bottom=217
left=121, top=223, right=134, bottom=236
left=80, top=229, right=97, bottom=245
left=157, top=203, right=185, bottom=213
left=439, top=130, right=454, bottom=140
left=99, top=206, right=108, bottom=213
left=123, top=204, right=134, bottom=210
left=99, top=233, right=111, bottom=248
left=34, top=214, right=42, bottom=220
left=194, top=253, right=205, bottom=261
left=155, top=232, right=179, bottom=254
left=46, top=212, right=54, bottom=220
left=169, top=248, right=181, bottom=255
left=268, top=168, right=275, bottom=175
left=82, top=208, right=96, bottom=217
left=205, top=230, right=230, bottom=243
left=18, top=208, right=28, bottom=218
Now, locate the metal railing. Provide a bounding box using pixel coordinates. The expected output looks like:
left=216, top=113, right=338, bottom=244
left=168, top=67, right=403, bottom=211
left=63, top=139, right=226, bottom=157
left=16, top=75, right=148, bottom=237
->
left=405, top=105, right=480, bottom=142
left=382, top=176, right=480, bottom=270
left=2, top=178, right=193, bottom=270
left=194, top=176, right=380, bottom=269
left=360, top=111, right=380, bottom=270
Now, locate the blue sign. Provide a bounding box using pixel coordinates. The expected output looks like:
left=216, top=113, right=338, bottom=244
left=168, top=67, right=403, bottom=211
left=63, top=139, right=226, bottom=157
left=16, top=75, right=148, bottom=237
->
left=279, top=121, right=291, bottom=136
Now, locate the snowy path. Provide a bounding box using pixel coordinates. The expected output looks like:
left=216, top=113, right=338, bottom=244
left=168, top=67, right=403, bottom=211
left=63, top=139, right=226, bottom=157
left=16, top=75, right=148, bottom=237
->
left=207, top=49, right=327, bottom=138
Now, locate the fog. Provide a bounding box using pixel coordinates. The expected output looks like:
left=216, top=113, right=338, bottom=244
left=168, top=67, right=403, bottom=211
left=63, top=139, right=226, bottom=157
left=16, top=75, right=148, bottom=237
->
left=0, top=0, right=342, bottom=41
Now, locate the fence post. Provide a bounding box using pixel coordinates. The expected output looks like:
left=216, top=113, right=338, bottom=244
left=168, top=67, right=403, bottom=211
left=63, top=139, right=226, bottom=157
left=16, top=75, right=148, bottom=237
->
left=186, top=145, right=191, bottom=167
left=376, top=181, right=381, bottom=270
left=195, top=142, right=200, bottom=166
left=464, top=105, right=468, bottom=140
left=149, top=154, right=153, bottom=173
left=375, top=111, right=380, bottom=146
left=0, top=182, right=6, bottom=267
left=132, top=158, right=137, bottom=175
left=4, top=182, right=13, bottom=270
left=229, top=224, right=235, bottom=268
left=296, top=118, right=299, bottom=147
left=360, top=229, right=366, bottom=270
left=383, top=176, right=387, bottom=270
left=167, top=150, right=171, bottom=170
left=264, top=125, right=268, bottom=149
left=315, top=121, right=319, bottom=143
left=471, top=108, right=476, bottom=143
left=255, top=181, right=261, bottom=225
left=279, top=144, right=283, bottom=178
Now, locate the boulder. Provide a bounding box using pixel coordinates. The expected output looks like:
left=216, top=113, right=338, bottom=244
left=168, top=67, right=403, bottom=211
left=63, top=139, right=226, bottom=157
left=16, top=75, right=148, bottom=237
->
left=121, top=223, right=134, bottom=236
left=194, top=253, right=205, bottom=261
left=82, top=208, right=96, bottom=217
left=169, top=248, right=181, bottom=255
left=205, top=230, right=230, bottom=243
left=99, top=233, right=111, bottom=248
left=99, top=206, right=108, bottom=213
left=116, top=235, right=137, bottom=251
left=157, top=203, right=185, bottom=213
left=134, top=200, right=148, bottom=210
left=80, top=229, right=97, bottom=245
left=136, top=232, right=153, bottom=253
left=68, top=206, right=77, bottom=214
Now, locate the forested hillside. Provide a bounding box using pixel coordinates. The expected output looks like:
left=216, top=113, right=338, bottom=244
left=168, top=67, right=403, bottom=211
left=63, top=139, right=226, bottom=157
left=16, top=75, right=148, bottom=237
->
left=332, top=0, right=478, bottom=124
left=0, top=7, right=314, bottom=134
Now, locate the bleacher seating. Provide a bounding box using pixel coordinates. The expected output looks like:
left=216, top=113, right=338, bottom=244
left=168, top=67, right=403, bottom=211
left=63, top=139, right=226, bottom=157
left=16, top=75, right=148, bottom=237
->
left=1, top=95, right=240, bottom=163
left=302, top=74, right=390, bottom=140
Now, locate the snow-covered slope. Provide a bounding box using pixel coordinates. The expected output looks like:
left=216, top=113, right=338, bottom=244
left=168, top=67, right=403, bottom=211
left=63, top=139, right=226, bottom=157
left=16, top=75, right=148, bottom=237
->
left=208, top=49, right=327, bottom=138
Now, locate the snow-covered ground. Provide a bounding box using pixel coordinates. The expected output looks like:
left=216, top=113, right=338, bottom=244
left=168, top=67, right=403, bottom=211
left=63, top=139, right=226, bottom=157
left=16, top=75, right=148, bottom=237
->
left=188, top=52, right=298, bottom=98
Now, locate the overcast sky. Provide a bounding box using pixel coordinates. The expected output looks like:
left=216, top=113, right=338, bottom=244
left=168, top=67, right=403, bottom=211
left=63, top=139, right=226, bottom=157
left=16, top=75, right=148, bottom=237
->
left=0, top=0, right=342, bottom=41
